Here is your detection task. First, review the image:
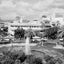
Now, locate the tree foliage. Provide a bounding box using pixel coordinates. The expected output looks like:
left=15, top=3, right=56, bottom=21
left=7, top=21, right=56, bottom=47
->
left=14, top=28, right=25, bottom=39
left=45, top=27, right=58, bottom=39
left=0, top=27, right=8, bottom=37
left=26, top=55, right=43, bottom=64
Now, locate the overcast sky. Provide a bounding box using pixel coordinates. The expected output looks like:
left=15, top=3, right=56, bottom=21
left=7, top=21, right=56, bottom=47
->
left=0, top=0, right=64, bottom=20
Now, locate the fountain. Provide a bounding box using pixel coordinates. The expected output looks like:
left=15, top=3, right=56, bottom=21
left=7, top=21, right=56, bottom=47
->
left=25, top=36, right=31, bottom=55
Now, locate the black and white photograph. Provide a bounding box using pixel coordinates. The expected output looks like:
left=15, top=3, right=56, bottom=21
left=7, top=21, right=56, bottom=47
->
left=0, top=0, right=64, bottom=64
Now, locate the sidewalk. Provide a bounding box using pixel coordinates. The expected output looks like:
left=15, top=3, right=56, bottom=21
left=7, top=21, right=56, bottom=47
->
left=0, top=43, right=37, bottom=48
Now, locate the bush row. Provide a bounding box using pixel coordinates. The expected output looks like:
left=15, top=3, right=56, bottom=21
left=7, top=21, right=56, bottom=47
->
left=0, top=51, right=63, bottom=64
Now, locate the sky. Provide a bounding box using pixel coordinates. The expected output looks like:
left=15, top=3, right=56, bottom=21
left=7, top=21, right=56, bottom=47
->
left=0, top=0, right=64, bottom=20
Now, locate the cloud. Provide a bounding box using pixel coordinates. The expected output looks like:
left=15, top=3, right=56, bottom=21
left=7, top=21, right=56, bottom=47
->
left=0, top=0, right=64, bottom=20
left=32, top=0, right=54, bottom=11
left=47, top=0, right=64, bottom=16
left=51, top=0, right=64, bottom=9
left=0, top=0, right=35, bottom=19
left=0, top=0, right=15, bottom=8
left=15, top=1, right=35, bottom=16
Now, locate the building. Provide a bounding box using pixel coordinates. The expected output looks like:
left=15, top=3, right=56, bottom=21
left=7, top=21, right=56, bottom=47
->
left=51, top=17, right=64, bottom=27
left=7, top=15, right=54, bottom=35
left=8, top=18, right=42, bottom=35
left=41, top=15, right=52, bottom=28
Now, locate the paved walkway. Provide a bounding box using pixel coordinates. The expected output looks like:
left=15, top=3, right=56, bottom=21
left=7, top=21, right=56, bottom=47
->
left=0, top=43, right=37, bottom=48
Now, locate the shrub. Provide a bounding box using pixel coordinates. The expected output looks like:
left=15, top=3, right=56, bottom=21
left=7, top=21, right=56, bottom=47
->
left=1, top=51, right=27, bottom=64
left=18, top=52, right=27, bottom=63
left=47, top=59, right=56, bottom=64
left=2, top=58, right=14, bottom=64
left=44, top=55, right=53, bottom=62
left=26, top=55, right=36, bottom=64
left=26, top=55, right=43, bottom=64
left=57, top=58, right=63, bottom=64
left=14, top=59, right=21, bottom=64
left=33, top=57, right=43, bottom=64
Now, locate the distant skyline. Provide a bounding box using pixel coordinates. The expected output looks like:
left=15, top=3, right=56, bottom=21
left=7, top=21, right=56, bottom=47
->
left=0, top=0, right=64, bottom=20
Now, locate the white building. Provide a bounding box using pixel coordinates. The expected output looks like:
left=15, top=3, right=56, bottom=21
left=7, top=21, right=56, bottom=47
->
left=8, top=16, right=54, bottom=35
left=8, top=18, right=42, bottom=35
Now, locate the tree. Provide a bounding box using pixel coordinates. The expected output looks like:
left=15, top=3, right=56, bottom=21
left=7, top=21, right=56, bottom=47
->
left=0, top=27, right=8, bottom=37
left=44, top=27, right=58, bottom=39
left=14, top=27, right=25, bottom=39
left=3, top=27, right=8, bottom=32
